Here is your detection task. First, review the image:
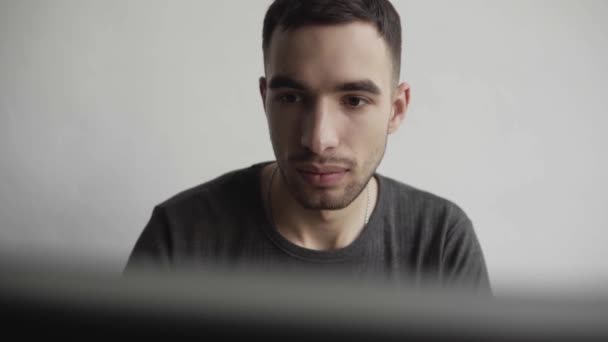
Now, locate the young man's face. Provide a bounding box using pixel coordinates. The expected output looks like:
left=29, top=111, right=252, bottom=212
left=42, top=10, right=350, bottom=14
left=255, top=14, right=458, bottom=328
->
left=260, top=22, right=408, bottom=210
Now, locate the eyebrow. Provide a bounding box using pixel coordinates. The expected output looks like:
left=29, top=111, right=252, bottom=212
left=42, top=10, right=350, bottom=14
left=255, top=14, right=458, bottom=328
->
left=268, top=76, right=309, bottom=91
left=336, top=80, right=381, bottom=95
left=268, top=75, right=382, bottom=95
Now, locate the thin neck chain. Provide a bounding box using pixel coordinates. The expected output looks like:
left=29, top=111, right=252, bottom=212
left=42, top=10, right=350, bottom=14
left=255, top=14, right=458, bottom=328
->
left=364, top=179, right=370, bottom=225
left=267, top=164, right=371, bottom=230
left=266, top=165, right=278, bottom=228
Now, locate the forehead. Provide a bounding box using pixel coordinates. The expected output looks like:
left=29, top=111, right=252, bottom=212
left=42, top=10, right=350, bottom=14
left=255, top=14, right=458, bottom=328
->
left=266, top=22, right=392, bottom=92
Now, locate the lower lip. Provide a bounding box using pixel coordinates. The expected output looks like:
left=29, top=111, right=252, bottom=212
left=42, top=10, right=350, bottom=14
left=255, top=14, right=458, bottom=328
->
left=297, top=170, right=348, bottom=187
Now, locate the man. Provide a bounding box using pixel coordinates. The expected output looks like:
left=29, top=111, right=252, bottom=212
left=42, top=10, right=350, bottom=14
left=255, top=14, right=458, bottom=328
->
left=126, top=0, right=491, bottom=293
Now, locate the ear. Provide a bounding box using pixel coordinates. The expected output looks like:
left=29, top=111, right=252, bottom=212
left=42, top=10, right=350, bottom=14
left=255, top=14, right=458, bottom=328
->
left=259, top=76, right=267, bottom=112
left=388, top=82, right=410, bottom=134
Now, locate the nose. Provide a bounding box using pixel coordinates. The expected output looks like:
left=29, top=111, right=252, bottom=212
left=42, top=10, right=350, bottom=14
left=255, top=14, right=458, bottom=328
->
left=300, top=99, right=340, bottom=155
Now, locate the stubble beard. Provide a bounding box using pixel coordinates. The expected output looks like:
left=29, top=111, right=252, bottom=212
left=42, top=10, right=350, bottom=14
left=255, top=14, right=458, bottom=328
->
left=276, top=138, right=387, bottom=211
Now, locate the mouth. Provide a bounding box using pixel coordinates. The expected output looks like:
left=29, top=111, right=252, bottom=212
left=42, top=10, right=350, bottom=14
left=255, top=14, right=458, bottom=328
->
left=295, top=164, right=350, bottom=187
left=295, top=164, right=349, bottom=174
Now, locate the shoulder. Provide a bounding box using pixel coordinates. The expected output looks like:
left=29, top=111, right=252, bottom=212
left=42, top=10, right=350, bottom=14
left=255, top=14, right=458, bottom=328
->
left=377, top=174, right=470, bottom=225
left=155, top=162, right=267, bottom=222
left=377, top=175, right=490, bottom=291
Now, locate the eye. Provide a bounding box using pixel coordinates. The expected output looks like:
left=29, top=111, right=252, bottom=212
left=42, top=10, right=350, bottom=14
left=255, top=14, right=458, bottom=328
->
left=343, top=96, right=369, bottom=108
left=278, top=93, right=303, bottom=104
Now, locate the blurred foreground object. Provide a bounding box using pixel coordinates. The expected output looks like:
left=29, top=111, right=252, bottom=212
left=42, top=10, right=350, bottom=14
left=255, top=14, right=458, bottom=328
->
left=1, top=266, right=607, bottom=341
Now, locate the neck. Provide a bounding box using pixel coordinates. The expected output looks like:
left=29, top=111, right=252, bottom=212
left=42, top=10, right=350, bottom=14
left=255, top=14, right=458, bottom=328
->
left=263, top=162, right=377, bottom=251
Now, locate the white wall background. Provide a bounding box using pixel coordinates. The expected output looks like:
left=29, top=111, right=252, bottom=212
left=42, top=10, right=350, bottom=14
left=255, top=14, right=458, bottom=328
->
left=1, top=0, right=606, bottom=296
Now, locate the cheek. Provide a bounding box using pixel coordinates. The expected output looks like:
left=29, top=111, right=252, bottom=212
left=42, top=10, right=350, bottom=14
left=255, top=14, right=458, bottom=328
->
left=343, top=115, right=389, bottom=159
left=345, top=113, right=388, bottom=141
left=267, top=112, right=300, bottom=147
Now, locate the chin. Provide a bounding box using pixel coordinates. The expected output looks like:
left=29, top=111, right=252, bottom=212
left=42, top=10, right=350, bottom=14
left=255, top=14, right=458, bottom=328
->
left=290, top=178, right=363, bottom=211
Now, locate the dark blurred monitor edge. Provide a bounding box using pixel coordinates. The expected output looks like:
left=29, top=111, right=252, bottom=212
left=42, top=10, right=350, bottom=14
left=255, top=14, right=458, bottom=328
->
left=1, top=263, right=608, bottom=341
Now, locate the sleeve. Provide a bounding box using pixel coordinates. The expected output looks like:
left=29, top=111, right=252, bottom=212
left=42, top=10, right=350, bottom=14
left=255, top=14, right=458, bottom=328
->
left=123, top=206, right=173, bottom=273
left=442, top=211, right=492, bottom=296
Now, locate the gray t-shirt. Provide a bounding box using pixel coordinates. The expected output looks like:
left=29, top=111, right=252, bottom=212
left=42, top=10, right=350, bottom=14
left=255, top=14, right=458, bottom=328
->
left=126, top=161, right=491, bottom=294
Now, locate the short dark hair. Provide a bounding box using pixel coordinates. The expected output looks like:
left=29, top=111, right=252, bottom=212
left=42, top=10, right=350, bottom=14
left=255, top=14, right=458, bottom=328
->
left=262, top=0, right=402, bottom=84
